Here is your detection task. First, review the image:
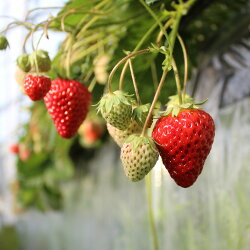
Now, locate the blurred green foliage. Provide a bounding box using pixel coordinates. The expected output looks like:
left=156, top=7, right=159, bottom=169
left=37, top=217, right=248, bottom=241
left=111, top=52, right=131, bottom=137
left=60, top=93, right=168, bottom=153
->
left=0, top=226, right=18, bottom=250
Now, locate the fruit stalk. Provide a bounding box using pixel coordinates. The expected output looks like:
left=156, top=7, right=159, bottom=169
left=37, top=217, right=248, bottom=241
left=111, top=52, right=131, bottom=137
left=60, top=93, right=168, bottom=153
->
left=139, top=0, right=169, bottom=44
left=141, top=70, right=168, bottom=136
left=119, top=60, right=129, bottom=90
left=171, top=58, right=182, bottom=105
left=128, top=59, right=141, bottom=105
left=108, top=49, right=150, bottom=93
left=156, top=18, right=173, bottom=47
left=145, top=174, right=159, bottom=250
left=177, top=34, right=188, bottom=99
left=119, top=20, right=162, bottom=90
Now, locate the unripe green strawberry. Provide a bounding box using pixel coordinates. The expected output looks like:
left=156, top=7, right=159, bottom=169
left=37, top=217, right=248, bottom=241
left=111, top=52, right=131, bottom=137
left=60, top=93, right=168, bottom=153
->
left=97, top=90, right=132, bottom=130
left=17, top=54, right=31, bottom=72
left=107, top=120, right=142, bottom=147
left=120, top=135, right=159, bottom=182
left=29, top=50, right=51, bottom=72
left=0, top=35, right=9, bottom=50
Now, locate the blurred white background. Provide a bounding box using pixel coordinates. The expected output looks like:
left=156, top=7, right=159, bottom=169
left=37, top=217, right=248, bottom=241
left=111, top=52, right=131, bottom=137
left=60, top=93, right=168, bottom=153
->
left=0, top=0, right=66, bottom=225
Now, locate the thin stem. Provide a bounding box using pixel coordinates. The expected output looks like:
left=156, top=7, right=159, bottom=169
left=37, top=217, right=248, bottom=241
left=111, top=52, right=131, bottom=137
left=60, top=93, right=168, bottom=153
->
left=84, top=70, right=93, bottom=82
left=139, top=0, right=169, bottom=42
left=22, top=30, right=32, bottom=53
left=73, top=33, right=104, bottom=50
left=66, top=40, right=73, bottom=79
left=150, top=61, right=158, bottom=91
left=169, top=0, right=197, bottom=53
left=70, top=35, right=112, bottom=64
left=88, top=78, right=97, bottom=92
left=75, top=0, right=111, bottom=38
left=134, top=20, right=160, bottom=52
left=119, top=60, right=129, bottom=90
left=141, top=70, right=168, bottom=136
left=177, top=34, right=188, bottom=99
left=34, top=51, right=39, bottom=74
left=76, top=16, right=99, bottom=39
left=0, top=22, right=20, bottom=34
left=24, top=7, right=62, bottom=21
left=156, top=18, right=173, bottom=47
left=35, top=31, right=45, bottom=51
left=108, top=49, right=150, bottom=93
left=119, top=19, right=162, bottom=90
left=31, top=22, right=45, bottom=51
left=169, top=11, right=182, bottom=54
left=43, top=19, right=52, bottom=39
left=61, top=10, right=74, bottom=32
left=128, top=59, right=141, bottom=105
left=145, top=174, right=159, bottom=250
left=172, top=59, right=182, bottom=105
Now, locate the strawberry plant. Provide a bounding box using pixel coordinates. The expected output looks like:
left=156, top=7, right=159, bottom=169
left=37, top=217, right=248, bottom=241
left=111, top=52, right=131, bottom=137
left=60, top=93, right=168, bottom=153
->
left=1, top=0, right=249, bottom=248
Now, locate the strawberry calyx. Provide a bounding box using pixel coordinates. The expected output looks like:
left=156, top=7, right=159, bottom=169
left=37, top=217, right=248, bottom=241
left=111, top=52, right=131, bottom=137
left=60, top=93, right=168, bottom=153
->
left=96, top=90, right=132, bottom=114
left=164, top=94, right=208, bottom=117
left=0, top=35, right=9, bottom=50
left=29, top=50, right=51, bottom=72
left=124, top=134, right=158, bottom=153
left=132, top=103, right=150, bottom=127
left=17, top=54, right=31, bottom=72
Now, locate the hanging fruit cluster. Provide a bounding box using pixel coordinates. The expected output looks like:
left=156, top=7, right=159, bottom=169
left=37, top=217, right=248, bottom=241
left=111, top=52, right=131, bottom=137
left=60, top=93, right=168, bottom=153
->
left=2, top=0, right=217, bottom=210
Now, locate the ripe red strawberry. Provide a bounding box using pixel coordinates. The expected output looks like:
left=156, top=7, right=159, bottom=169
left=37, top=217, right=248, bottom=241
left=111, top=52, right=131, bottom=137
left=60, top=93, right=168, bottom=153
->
left=9, top=144, right=19, bottom=154
left=152, top=109, right=215, bottom=188
left=18, top=144, right=31, bottom=161
left=82, top=120, right=104, bottom=144
left=24, top=74, right=51, bottom=101
left=44, top=78, right=91, bottom=139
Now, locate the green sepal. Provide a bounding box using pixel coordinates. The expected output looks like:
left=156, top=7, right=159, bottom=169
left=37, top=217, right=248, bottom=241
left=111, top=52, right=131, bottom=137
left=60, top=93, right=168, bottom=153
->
left=29, top=50, right=51, bottom=72
left=163, top=94, right=208, bottom=117
left=132, top=103, right=150, bottom=127
left=17, top=54, right=31, bottom=72
left=0, top=35, right=9, bottom=50
left=96, top=90, right=133, bottom=114
left=124, top=134, right=158, bottom=153
left=149, top=43, right=172, bottom=71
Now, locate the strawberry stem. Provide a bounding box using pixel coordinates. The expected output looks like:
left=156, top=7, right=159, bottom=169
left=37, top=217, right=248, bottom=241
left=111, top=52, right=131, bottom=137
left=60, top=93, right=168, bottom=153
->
left=156, top=17, right=173, bottom=47
left=31, top=23, right=43, bottom=52
left=172, top=58, right=183, bottom=105
left=119, top=60, right=129, bottom=90
left=139, top=0, right=170, bottom=45
left=88, top=78, right=97, bottom=92
left=66, top=39, right=73, bottom=78
left=145, top=174, right=159, bottom=250
left=108, top=49, right=150, bottom=93
left=128, top=59, right=141, bottom=105
left=119, top=20, right=161, bottom=90
left=150, top=61, right=158, bottom=91
left=24, top=6, right=62, bottom=21
left=177, top=34, right=188, bottom=101
left=141, top=70, right=168, bottom=136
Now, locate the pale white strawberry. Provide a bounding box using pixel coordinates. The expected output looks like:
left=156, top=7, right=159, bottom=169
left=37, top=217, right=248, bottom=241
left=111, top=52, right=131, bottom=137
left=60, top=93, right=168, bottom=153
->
left=107, top=120, right=142, bottom=147
left=120, top=135, right=159, bottom=182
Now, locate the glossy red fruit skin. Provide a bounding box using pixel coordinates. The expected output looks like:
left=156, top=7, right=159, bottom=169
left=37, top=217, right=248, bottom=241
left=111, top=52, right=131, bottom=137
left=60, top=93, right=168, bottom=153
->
left=44, top=79, right=91, bottom=139
left=24, top=75, right=51, bottom=101
left=152, top=109, right=215, bottom=188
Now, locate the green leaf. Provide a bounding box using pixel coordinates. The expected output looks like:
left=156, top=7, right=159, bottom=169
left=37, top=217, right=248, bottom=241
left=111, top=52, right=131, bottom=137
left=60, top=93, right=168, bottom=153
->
left=145, top=0, right=160, bottom=5
left=132, top=103, right=150, bottom=127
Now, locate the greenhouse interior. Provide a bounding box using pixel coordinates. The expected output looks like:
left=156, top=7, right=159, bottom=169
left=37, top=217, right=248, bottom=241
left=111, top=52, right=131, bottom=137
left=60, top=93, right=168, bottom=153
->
left=0, top=0, right=250, bottom=249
